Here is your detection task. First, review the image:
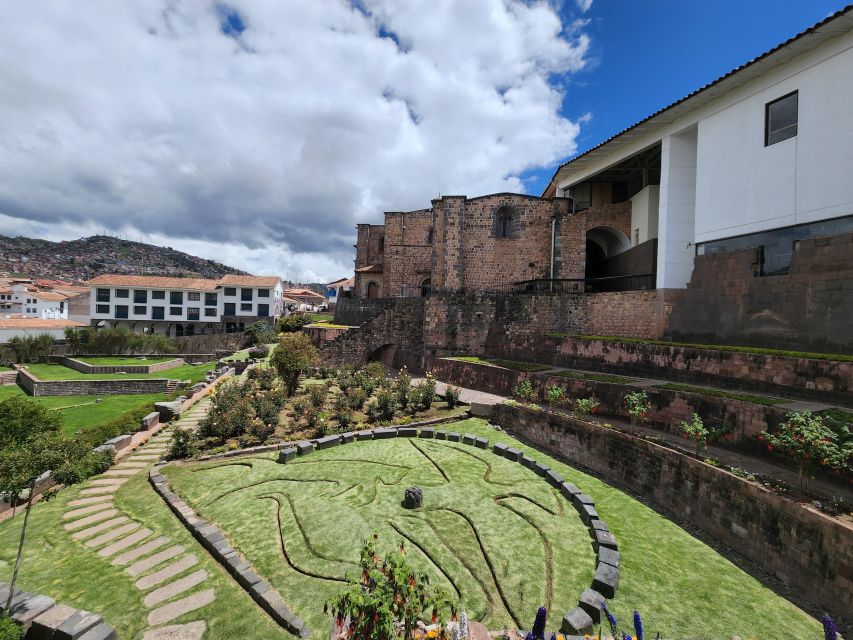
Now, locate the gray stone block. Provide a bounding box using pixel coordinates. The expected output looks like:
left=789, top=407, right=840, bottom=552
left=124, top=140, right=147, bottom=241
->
left=579, top=504, right=599, bottom=525
left=474, top=436, right=488, bottom=449
left=573, top=493, right=595, bottom=508
left=278, top=448, right=297, bottom=464
left=140, top=412, right=160, bottom=431
left=462, top=434, right=476, bottom=445
left=447, top=432, right=461, bottom=442
left=505, top=447, right=523, bottom=461
left=493, top=442, right=508, bottom=456
left=30, top=603, right=79, bottom=639
left=561, top=607, right=594, bottom=635
left=397, top=427, right=418, bottom=437
left=356, top=430, right=373, bottom=441
left=593, top=561, right=620, bottom=599
left=598, top=547, right=620, bottom=569
left=560, top=482, right=581, bottom=498
left=238, top=569, right=262, bottom=587
left=55, top=610, right=103, bottom=639
left=578, top=588, right=605, bottom=623
left=546, top=470, right=564, bottom=487
left=533, top=461, right=550, bottom=477
left=10, top=593, right=55, bottom=624
left=316, top=435, right=341, bottom=449
left=593, top=528, right=618, bottom=551
left=252, top=581, right=272, bottom=596
left=521, top=454, right=536, bottom=468
left=103, top=434, right=132, bottom=451
left=590, top=519, right=609, bottom=532
left=373, top=428, right=397, bottom=439
left=92, top=444, right=115, bottom=455
left=434, top=430, right=448, bottom=440
left=469, top=402, right=494, bottom=418
left=419, top=428, right=435, bottom=438
left=341, top=432, right=355, bottom=443
left=77, top=623, right=116, bottom=640
left=296, top=441, right=314, bottom=455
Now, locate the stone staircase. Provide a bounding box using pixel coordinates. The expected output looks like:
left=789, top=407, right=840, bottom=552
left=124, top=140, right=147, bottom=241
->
left=61, top=399, right=214, bottom=639
left=0, top=370, right=18, bottom=385
left=165, top=380, right=179, bottom=393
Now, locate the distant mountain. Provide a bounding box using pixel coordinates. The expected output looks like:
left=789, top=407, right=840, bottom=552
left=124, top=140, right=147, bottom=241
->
left=0, top=234, right=247, bottom=281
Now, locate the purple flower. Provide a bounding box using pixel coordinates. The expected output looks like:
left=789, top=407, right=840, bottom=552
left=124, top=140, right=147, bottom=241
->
left=601, top=600, right=617, bottom=629
left=531, top=606, right=547, bottom=640
left=822, top=613, right=837, bottom=640
left=633, top=610, right=644, bottom=640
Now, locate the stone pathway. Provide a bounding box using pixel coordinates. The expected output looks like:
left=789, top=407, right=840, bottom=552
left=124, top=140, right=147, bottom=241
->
left=60, top=399, right=214, bottom=640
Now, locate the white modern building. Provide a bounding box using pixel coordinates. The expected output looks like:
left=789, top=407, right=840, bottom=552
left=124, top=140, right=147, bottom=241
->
left=0, top=284, right=70, bottom=320
left=545, top=6, right=853, bottom=290
left=326, top=277, right=354, bottom=310
left=86, top=274, right=283, bottom=336
left=0, top=318, right=85, bottom=342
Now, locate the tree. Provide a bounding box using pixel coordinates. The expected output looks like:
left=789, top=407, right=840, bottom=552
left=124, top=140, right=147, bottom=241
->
left=64, top=328, right=92, bottom=356
left=244, top=320, right=276, bottom=346
left=8, top=336, right=37, bottom=363
left=143, top=333, right=176, bottom=354
left=0, top=396, right=62, bottom=449
left=33, top=334, right=55, bottom=360
left=760, top=411, right=849, bottom=494
left=327, top=536, right=451, bottom=640
left=270, top=333, right=318, bottom=395
left=679, top=413, right=709, bottom=456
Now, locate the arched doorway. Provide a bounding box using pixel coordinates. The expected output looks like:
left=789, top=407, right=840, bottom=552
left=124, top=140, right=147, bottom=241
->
left=420, top=278, right=431, bottom=297
left=585, top=226, right=632, bottom=279
left=175, top=324, right=184, bottom=337
left=367, top=282, right=379, bottom=300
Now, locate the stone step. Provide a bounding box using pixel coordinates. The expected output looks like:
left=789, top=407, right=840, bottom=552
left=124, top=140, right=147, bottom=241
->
left=71, top=517, right=130, bottom=541
left=114, top=462, right=149, bottom=470
left=63, top=502, right=114, bottom=520
left=141, top=621, right=207, bottom=640
left=99, top=528, right=153, bottom=558
left=84, top=522, right=140, bottom=548
left=67, top=495, right=113, bottom=508
left=79, top=485, right=123, bottom=496
left=113, top=537, right=171, bottom=567
left=127, top=545, right=185, bottom=577
left=143, top=570, right=208, bottom=607
left=147, top=589, right=215, bottom=626
left=64, top=509, right=119, bottom=531
left=101, top=469, right=142, bottom=477
left=89, top=478, right=129, bottom=487
left=136, top=555, right=199, bottom=591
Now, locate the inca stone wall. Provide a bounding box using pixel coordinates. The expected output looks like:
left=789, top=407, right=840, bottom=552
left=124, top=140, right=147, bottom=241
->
left=495, top=403, right=853, bottom=632
left=17, top=367, right=169, bottom=397
left=383, top=209, right=433, bottom=297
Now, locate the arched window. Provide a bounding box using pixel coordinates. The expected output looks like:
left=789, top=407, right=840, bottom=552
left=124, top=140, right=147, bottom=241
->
left=420, top=278, right=431, bottom=297
left=175, top=324, right=184, bottom=337
left=495, top=206, right=516, bottom=238
left=367, top=282, right=379, bottom=300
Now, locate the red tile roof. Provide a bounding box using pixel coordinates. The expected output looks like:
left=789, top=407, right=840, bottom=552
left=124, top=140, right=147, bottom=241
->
left=355, top=264, right=383, bottom=274
left=282, top=288, right=326, bottom=299
left=86, top=275, right=219, bottom=290
left=0, top=318, right=85, bottom=329
left=217, top=275, right=281, bottom=287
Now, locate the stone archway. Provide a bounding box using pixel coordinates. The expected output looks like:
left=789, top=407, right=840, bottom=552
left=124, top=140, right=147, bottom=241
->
left=367, top=282, right=379, bottom=300
left=585, top=226, right=632, bottom=278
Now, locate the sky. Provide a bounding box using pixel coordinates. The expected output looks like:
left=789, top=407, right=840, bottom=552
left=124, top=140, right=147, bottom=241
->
left=0, top=0, right=846, bottom=283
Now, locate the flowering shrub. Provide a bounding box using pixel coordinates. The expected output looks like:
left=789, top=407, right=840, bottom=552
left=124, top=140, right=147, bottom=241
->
left=545, top=385, right=566, bottom=406
left=679, top=413, right=709, bottom=455
left=574, top=398, right=599, bottom=415
left=394, top=368, right=412, bottom=409
left=514, top=379, right=534, bottom=401
left=308, top=384, right=329, bottom=409
left=444, top=386, right=462, bottom=409
left=623, top=391, right=651, bottom=424
left=759, top=411, right=850, bottom=493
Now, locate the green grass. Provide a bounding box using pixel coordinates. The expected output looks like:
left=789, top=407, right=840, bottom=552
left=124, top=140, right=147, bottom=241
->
left=25, top=362, right=215, bottom=384
left=446, top=356, right=552, bottom=372
left=547, top=334, right=853, bottom=362
left=305, top=313, right=334, bottom=323
left=821, top=408, right=853, bottom=424
left=552, top=370, right=636, bottom=385
left=164, top=421, right=819, bottom=639
left=0, top=473, right=289, bottom=640
left=76, top=356, right=176, bottom=366
left=655, top=383, right=785, bottom=406
left=305, top=322, right=352, bottom=329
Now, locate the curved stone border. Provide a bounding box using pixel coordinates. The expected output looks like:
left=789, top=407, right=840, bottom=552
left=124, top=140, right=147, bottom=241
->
left=0, top=580, right=116, bottom=639
left=148, top=468, right=310, bottom=638
left=277, top=426, right=618, bottom=636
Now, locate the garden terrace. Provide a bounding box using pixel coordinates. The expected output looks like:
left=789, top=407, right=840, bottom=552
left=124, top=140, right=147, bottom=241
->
left=159, top=417, right=823, bottom=639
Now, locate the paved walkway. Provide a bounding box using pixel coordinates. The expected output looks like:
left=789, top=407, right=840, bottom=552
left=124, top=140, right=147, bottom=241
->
left=412, top=377, right=505, bottom=406
left=62, top=399, right=214, bottom=640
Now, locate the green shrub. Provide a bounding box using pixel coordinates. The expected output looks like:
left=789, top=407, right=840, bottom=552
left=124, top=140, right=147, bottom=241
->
left=278, top=315, right=309, bottom=333
left=514, top=379, right=534, bottom=401
left=291, top=396, right=311, bottom=420
left=545, top=385, right=566, bottom=406
left=308, top=384, right=329, bottom=409
left=336, top=409, right=355, bottom=431
left=375, top=389, right=398, bottom=422
left=168, top=429, right=195, bottom=459
left=52, top=447, right=114, bottom=485
left=0, top=615, right=22, bottom=640
left=365, top=399, right=381, bottom=424
left=346, top=387, right=368, bottom=411
left=364, top=361, right=387, bottom=380
left=248, top=417, right=275, bottom=443
left=394, top=368, right=412, bottom=409
left=444, top=386, right=461, bottom=409
left=409, top=373, right=436, bottom=411
left=574, top=397, right=599, bottom=415
left=679, top=413, right=709, bottom=455
left=624, top=391, right=651, bottom=424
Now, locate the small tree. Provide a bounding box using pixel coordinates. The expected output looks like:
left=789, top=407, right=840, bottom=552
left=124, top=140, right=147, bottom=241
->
left=270, top=333, right=318, bottom=395
left=760, top=411, right=847, bottom=494
left=8, top=336, right=37, bottom=363
left=245, top=320, right=276, bottom=346
left=514, top=379, right=534, bottom=401
left=33, top=334, right=55, bottom=360
left=679, top=413, right=709, bottom=456
left=327, top=536, right=451, bottom=640
left=624, top=391, right=651, bottom=424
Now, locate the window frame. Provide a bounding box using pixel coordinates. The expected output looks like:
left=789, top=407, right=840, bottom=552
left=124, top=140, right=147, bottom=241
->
left=188, top=292, right=201, bottom=301
left=96, top=304, right=109, bottom=314
left=169, top=291, right=184, bottom=305
left=133, top=305, right=147, bottom=316
left=114, top=305, right=129, bottom=319
left=224, top=287, right=237, bottom=296
left=96, top=288, right=111, bottom=303
left=204, top=292, right=218, bottom=307
left=151, top=290, right=166, bottom=300
left=187, top=307, right=200, bottom=321
left=224, top=302, right=236, bottom=315
left=115, top=289, right=129, bottom=299
left=765, top=90, right=798, bottom=146
left=169, top=306, right=183, bottom=316
left=257, top=303, right=269, bottom=316
left=152, top=307, right=165, bottom=320
left=240, top=302, right=253, bottom=312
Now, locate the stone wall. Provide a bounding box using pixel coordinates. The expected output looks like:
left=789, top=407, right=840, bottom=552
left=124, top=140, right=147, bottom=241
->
left=332, top=297, right=394, bottom=326
left=558, top=201, right=632, bottom=279
left=383, top=209, right=433, bottom=297
left=665, top=231, right=853, bottom=351
left=498, top=335, right=852, bottom=404
left=303, top=325, right=350, bottom=349
left=57, top=356, right=185, bottom=375
left=17, top=367, right=169, bottom=397
left=494, top=403, right=853, bottom=628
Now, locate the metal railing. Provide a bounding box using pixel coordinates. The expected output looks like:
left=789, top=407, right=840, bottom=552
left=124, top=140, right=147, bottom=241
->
left=506, top=273, right=656, bottom=294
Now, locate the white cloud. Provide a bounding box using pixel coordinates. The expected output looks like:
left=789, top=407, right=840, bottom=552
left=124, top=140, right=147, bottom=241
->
left=0, top=0, right=590, bottom=282
left=575, top=0, right=593, bottom=13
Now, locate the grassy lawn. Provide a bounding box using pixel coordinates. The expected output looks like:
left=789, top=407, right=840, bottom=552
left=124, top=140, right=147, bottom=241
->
left=25, top=362, right=215, bottom=384
left=546, top=334, right=853, bottom=362
left=655, top=383, right=785, bottom=406
left=0, top=473, right=289, bottom=640
left=552, top=370, right=636, bottom=385
left=446, top=356, right=552, bottom=372
left=305, top=312, right=334, bottom=323
left=305, top=321, right=352, bottom=329
left=165, top=419, right=819, bottom=639
left=76, top=356, right=176, bottom=366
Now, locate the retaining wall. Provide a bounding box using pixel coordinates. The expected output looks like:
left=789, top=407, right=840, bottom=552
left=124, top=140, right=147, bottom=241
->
left=56, top=356, right=185, bottom=375
left=494, top=403, right=853, bottom=632
left=16, top=367, right=169, bottom=397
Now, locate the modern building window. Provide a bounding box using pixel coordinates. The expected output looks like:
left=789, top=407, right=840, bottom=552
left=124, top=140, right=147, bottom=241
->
left=96, top=288, right=110, bottom=302
left=257, top=289, right=269, bottom=298
left=257, top=304, right=269, bottom=316
left=115, top=289, right=129, bottom=298
left=152, top=307, right=165, bottom=320
left=765, top=91, right=798, bottom=146
left=134, top=305, right=147, bottom=315
left=187, top=308, right=200, bottom=321
left=224, top=287, right=237, bottom=296
left=205, top=293, right=218, bottom=306
left=115, top=305, right=129, bottom=319
left=224, top=302, right=236, bottom=315
left=240, top=302, right=252, bottom=312
left=96, top=304, right=109, bottom=314
left=188, top=292, right=201, bottom=301
left=170, top=291, right=183, bottom=305
left=134, top=290, right=147, bottom=303
left=170, top=306, right=182, bottom=316
left=241, top=288, right=252, bottom=301
left=152, top=290, right=165, bottom=300
left=204, top=308, right=217, bottom=317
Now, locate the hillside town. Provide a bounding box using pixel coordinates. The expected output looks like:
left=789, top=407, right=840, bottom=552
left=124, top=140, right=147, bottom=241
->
left=0, top=4, right=851, bottom=640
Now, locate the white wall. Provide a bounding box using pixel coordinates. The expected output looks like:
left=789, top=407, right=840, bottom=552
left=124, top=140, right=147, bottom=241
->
left=658, top=129, right=698, bottom=289
left=630, top=185, right=660, bottom=244
left=0, top=327, right=69, bottom=341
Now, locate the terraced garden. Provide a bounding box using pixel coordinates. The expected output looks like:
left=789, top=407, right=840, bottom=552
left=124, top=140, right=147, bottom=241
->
left=24, top=361, right=216, bottom=383
left=163, top=420, right=821, bottom=639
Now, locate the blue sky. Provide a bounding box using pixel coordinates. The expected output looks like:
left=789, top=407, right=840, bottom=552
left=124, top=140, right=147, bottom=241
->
left=523, top=0, right=849, bottom=195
